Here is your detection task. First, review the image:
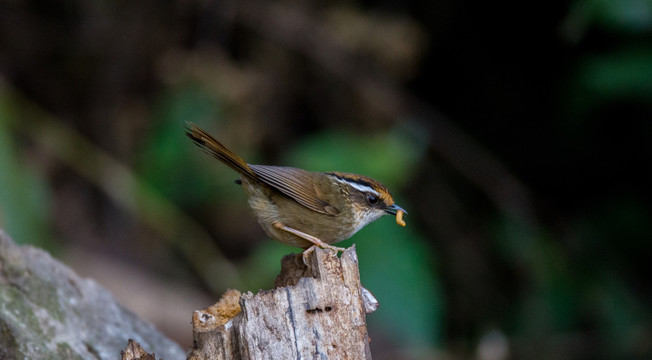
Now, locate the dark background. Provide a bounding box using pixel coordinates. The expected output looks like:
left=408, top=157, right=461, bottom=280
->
left=1, top=1, right=651, bottom=359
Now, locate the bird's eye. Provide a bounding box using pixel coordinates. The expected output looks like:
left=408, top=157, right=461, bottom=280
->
left=366, top=193, right=379, bottom=205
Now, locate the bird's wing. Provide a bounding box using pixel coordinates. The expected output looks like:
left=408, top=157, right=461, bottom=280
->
left=249, top=165, right=339, bottom=216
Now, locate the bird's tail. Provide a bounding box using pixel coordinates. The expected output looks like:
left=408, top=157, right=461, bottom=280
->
left=185, top=122, right=258, bottom=180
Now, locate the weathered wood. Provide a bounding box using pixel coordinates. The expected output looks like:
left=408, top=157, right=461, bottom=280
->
left=189, top=245, right=376, bottom=360
left=121, top=339, right=158, bottom=360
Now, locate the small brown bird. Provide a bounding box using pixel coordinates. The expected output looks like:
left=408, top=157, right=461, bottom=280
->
left=186, top=123, right=406, bottom=254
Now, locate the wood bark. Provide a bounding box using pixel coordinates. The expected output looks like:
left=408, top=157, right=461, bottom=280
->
left=188, top=246, right=376, bottom=360
left=121, top=339, right=158, bottom=360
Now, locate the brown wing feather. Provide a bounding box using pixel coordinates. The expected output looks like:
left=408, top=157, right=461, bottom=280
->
left=249, top=165, right=338, bottom=215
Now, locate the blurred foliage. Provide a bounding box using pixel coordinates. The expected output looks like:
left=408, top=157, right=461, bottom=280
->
left=1, top=0, right=652, bottom=359
left=0, top=87, right=52, bottom=250
left=139, top=84, right=225, bottom=206
left=285, top=123, right=427, bottom=185
left=564, top=0, right=652, bottom=35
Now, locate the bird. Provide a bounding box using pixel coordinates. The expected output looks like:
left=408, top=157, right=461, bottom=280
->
left=185, top=122, right=406, bottom=255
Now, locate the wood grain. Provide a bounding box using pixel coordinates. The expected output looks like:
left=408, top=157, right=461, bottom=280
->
left=189, top=246, right=376, bottom=359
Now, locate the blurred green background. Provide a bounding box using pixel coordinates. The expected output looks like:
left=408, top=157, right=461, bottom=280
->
left=1, top=1, right=651, bottom=359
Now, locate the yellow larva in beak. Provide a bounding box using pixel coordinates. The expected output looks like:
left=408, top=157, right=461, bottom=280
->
left=396, top=209, right=406, bottom=227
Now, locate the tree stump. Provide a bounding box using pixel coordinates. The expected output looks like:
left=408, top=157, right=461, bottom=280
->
left=188, top=245, right=377, bottom=359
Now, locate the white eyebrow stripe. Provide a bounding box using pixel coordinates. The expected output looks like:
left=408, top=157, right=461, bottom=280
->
left=333, top=177, right=381, bottom=197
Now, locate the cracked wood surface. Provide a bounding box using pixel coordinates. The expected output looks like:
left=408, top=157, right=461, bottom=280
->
left=189, top=246, right=374, bottom=360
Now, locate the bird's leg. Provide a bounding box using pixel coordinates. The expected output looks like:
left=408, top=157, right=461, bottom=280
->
left=273, top=222, right=346, bottom=257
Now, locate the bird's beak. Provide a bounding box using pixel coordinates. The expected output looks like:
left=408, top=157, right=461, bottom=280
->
left=384, top=204, right=407, bottom=216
